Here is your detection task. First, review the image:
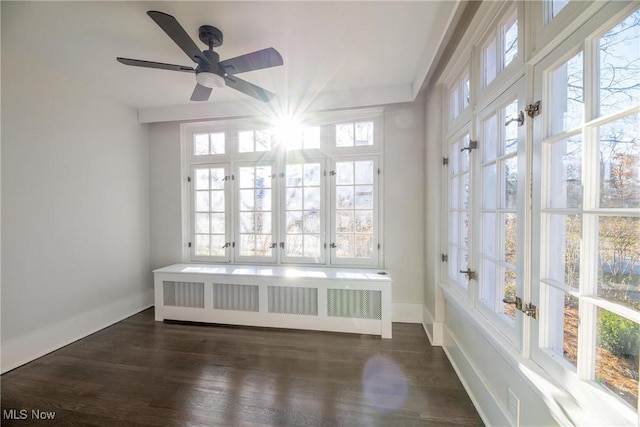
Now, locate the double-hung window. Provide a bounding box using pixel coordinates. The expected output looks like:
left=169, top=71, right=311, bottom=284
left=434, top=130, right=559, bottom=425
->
left=182, top=111, right=383, bottom=267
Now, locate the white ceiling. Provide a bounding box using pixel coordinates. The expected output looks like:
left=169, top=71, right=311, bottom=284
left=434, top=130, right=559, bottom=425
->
left=2, top=1, right=460, bottom=122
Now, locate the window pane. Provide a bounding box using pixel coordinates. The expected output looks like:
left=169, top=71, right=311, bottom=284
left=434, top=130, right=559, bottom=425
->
left=286, top=235, right=303, bottom=257
left=255, top=130, right=272, bottom=152
left=547, top=136, right=583, bottom=209
left=355, top=235, right=373, bottom=258
left=239, top=131, right=254, bottom=153
left=546, top=287, right=578, bottom=366
left=504, top=100, right=519, bottom=155
left=355, top=161, right=374, bottom=185
left=483, top=165, right=497, bottom=209
left=194, top=134, right=209, bottom=155
left=336, top=124, right=354, bottom=147
left=336, top=162, right=354, bottom=185
left=355, top=122, right=374, bottom=146
left=451, top=85, right=460, bottom=120
left=598, top=216, right=640, bottom=313
left=504, top=13, right=518, bottom=68
left=484, top=37, right=497, bottom=87
left=303, top=126, right=321, bottom=149
left=504, top=213, right=517, bottom=265
left=483, top=114, right=498, bottom=162
left=196, top=235, right=210, bottom=256
left=596, top=307, right=639, bottom=409
left=337, top=211, right=354, bottom=232
left=304, top=235, right=321, bottom=257
left=598, top=114, right=640, bottom=209
left=482, top=213, right=496, bottom=258
left=304, top=164, right=321, bottom=186
left=196, top=191, right=210, bottom=212
left=304, top=187, right=321, bottom=210
left=355, top=186, right=373, bottom=209
left=304, top=211, right=321, bottom=233
left=550, top=51, right=583, bottom=135
left=210, top=132, right=225, bottom=154
left=599, top=10, right=640, bottom=117
left=286, top=211, right=302, bottom=233
left=337, top=186, right=354, bottom=209
left=210, top=235, right=226, bottom=257
left=336, top=234, right=354, bottom=257
left=502, top=268, right=517, bottom=321
left=240, top=189, right=254, bottom=210
left=463, top=74, right=470, bottom=110
left=480, top=259, right=496, bottom=307
left=286, top=188, right=302, bottom=210
left=504, top=156, right=518, bottom=209
left=195, top=169, right=210, bottom=190
left=546, top=214, right=581, bottom=288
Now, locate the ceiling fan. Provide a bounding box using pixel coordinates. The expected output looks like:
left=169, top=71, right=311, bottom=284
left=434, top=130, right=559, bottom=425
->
left=117, top=11, right=283, bottom=102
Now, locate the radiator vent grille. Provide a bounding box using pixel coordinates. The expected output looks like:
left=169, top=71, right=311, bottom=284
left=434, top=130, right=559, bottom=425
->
left=213, top=283, right=259, bottom=312
left=327, top=289, right=381, bottom=319
left=268, top=286, right=318, bottom=316
left=163, top=281, right=204, bottom=308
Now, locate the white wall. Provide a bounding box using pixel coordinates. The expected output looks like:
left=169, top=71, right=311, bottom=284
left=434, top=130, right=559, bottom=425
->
left=148, top=99, right=426, bottom=316
left=1, top=4, right=152, bottom=371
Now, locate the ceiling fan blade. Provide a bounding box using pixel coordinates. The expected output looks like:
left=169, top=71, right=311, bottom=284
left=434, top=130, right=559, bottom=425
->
left=225, top=76, right=275, bottom=102
left=218, top=48, right=283, bottom=75
left=147, top=11, right=205, bottom=64
left=191, top=83, right=212, bottom=101
left=117, top=58, right=195, bottom=73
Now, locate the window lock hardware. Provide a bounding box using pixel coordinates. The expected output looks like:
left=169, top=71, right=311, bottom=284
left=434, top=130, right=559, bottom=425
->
left=524, top=303, right=538, bottom=319
left=459, top=269, right=477, bottom=280
left=222, top=242, right=231, bottom=248
left=505, top=111, right=525, bottom=127
left=502, top=296, right=523, bottom=311
left=460, top=140, right=477, bottom=152
left=441, top=253, right=448, bottom=262
left=279, top=242, right=285, bottom=249
left=330, top=243, right=336, bottom=248
left=525, top=101, right=541, bottom=118
left=279, top=172, right=285, bottom=178
left=270, top=243, right=278, bottom=248
left=329, top=171, right=336, bottom=176
left=442, top=157, right=449, bottom=166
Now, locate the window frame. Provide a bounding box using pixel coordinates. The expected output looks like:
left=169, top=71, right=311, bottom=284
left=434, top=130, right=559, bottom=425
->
left=530, top=2, right=640, bottom=422
left=180, top=108, right=384, bottom=268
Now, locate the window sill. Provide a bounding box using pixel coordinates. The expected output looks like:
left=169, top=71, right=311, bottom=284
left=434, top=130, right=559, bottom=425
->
left=439, top=281, right=637, bottom=427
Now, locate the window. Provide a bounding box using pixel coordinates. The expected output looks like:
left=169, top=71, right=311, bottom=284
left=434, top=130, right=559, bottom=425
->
left=481, top=7, right=520, bottom=89
left=476, top=82, right=525, bottom=346
left=192, top=165, right=230, bottom=261
left=532, top=5, right=640, bottom=417
left=182, top=111, right=383, bottom=267
left=449, top=70, right=470, bottom=122
left=331, top=157, right=378, bottom=265
left=447, top=130, right=472, bottom=296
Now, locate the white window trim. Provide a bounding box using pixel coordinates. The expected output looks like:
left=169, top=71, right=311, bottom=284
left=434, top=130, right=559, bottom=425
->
left=438, top=1, right=639, bottom=425
left=180, top=108, right=385, bottom=268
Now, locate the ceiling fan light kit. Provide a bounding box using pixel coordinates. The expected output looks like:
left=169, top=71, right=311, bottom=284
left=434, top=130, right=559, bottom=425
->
left=116, top=11, right=283, bottom=102
left=196, top=72, right=226, bottom=89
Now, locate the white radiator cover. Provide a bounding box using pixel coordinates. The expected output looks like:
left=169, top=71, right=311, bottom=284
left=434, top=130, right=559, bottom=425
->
left=153, top=264, right=393, bottom=338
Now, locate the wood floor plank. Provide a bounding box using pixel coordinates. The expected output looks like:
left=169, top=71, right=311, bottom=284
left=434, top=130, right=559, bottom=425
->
left=1, top=308, right=483, bottom=426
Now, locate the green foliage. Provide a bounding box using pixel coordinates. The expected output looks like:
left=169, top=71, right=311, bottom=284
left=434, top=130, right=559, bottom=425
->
left=598, top=311, right=640, bottom=359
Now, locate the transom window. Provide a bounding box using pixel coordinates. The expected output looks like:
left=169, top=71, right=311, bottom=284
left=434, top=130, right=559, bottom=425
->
left=182, top=111, right=383, bottom=267
left=482, top=7, right=519, bottom=88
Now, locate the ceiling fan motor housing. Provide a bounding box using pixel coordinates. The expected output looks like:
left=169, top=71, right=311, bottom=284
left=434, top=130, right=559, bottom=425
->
left=199, top=25, right=223, bottom=48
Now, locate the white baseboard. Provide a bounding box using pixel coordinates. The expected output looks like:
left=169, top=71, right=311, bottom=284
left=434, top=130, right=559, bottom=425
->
left=421, top=305, right=444, bottom=346
left=0, top=290, right=153, bottom=374
left=391, top=302, right=423, bottom=323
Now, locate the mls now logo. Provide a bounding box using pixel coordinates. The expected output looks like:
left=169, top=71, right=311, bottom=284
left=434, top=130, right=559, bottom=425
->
left=3, top=409, right=56, bottom=420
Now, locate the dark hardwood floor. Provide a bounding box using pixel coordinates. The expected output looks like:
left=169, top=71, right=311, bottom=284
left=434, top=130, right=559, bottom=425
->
left=1, top=308, right=483, bottom=426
